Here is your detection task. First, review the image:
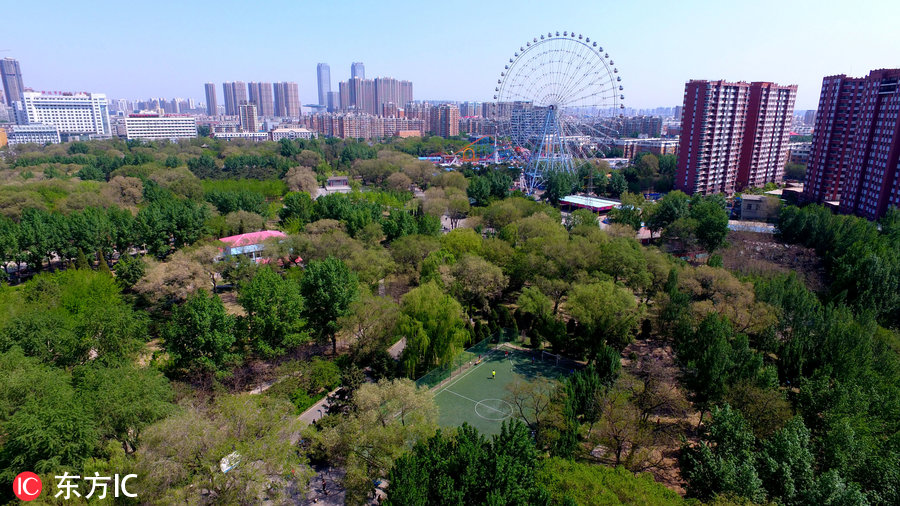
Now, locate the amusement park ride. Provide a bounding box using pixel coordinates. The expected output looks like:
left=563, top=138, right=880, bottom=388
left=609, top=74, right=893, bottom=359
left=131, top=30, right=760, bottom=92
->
left=433, top=135, right=529, bottom=166
left=423, top=31, right=625, bottom=195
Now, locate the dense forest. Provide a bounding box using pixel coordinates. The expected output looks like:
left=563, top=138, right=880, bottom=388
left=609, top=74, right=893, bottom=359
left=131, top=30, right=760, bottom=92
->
left=0, top=136, right=897, bottom=505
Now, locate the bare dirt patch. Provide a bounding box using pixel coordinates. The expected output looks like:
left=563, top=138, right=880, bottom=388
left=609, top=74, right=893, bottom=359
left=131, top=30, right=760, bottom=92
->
left=218, top=290, right=246, bottom=317
left=720, top=231, right=828, bottom=293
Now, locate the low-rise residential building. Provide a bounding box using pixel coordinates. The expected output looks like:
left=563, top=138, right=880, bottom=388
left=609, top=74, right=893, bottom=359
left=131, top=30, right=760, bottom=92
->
left=614, top=137, right=679, bottom=159
left=739, top=194, right=780, bottom=222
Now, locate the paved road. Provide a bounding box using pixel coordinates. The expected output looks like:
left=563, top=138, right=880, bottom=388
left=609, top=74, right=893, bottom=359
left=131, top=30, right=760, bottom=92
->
left=298, top=387, right=339, bottom=425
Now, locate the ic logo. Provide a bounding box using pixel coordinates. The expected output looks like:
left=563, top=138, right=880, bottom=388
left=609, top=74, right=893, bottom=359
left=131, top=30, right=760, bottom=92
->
left=13, top=472, right=42, bottom=501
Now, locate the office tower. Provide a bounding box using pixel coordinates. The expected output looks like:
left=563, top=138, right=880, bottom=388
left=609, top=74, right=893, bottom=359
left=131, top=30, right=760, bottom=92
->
left=205, top=83, right=218, bottom=116
left=0, top=58, right=25, bottom=107
left=249, top=82, right=274, bottom=117
left=803, top=69, right=900, bottom=220
left=21, top=91, right=110, bottom=136
left=736, top=82, right=797, bottom=189
left=125, top=113, right=198, bottom=140
left=351, top=62, right=365, bottom=80
left=317, top=63, right=331, bottom=106
left=675, top=80, right=796, bottom=195
left=22, top=91, right=110, bottom=137
left=239, top=103, right=258, bottom=132
left=274, top=82, right=300, bottom=118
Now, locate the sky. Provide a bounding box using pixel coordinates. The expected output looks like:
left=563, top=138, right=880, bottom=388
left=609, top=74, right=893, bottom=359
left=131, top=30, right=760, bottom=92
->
left=3, top=0, right=898, bottom=110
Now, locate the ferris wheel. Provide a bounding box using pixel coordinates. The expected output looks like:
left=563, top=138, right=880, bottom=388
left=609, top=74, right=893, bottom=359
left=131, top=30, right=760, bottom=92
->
left=494, top=31, right=625, bottom=193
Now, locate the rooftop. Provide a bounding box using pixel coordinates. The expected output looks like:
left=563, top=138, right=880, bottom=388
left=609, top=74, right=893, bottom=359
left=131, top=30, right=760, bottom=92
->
left=218, top=230, right=286, bottom=247
left=561, top=194, right=621, bottom=211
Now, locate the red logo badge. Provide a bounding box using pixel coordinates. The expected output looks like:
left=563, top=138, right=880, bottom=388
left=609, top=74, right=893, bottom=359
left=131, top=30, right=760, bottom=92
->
left=13, top=472, right=42, bottom=501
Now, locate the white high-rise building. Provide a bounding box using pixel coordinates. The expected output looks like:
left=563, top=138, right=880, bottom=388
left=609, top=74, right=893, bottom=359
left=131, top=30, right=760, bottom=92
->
left=22, top=91, right=110, bottom=137
left=124, top=113, right=198, bottom=141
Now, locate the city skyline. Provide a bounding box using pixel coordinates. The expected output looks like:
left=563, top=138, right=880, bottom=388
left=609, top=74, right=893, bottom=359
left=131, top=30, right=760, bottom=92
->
left=4, top=0, right=899, bottom=109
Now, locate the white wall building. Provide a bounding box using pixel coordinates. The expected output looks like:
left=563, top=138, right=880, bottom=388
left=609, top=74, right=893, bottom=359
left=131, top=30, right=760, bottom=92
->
left=124, top=114, right=197, bottom=141
left=22, top=91, right=110, bottom=137
left=269, top=126, right=317, bottom=141
left=6, top=123, right=61, bottom=145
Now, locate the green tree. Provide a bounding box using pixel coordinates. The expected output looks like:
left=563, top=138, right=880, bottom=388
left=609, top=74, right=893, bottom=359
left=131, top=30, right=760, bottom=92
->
left=73, top=363, right=174, bottom=453
left=608, top=171, right=628, bottom=198
left=397, top=282, right=469, bottom=375
left=136, top=394, right=306, bottom=504
left=543, top=170, right=577, bottom=206
left=278, top=191, right=315, bottom=227
left=647, top=190, right=690, bottom=235
left=566, top=280, right=641, bottom=355
left=164, top=289, right=238, bottom=372
left=311, top=379, right=437, bottom=504
left=1, top=269, right=144, bottom=366
left=300, top=256, right=359, bottom=355
left=0, top=348, right=97, bottom=488
left=386, top=421, right=548, bottom=506
left=238, top=267, right=308, bottom=358
left=608, top=200, right=643, bottom=231
left=466, top=175, right=492, bottom=206
left=691, top=195, right=730, bottom=253
left=450, top=254, right=508, bottom=313
left=680, top=404, right=764, bottom=502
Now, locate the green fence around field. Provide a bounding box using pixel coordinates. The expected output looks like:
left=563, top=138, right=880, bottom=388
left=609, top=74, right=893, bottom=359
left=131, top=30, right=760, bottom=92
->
left=415, top=328, right=518, bottom=389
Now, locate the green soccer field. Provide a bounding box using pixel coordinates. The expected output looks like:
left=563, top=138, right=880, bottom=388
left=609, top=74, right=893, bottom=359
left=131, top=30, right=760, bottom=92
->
left=432, top=346, right=572, bottom=435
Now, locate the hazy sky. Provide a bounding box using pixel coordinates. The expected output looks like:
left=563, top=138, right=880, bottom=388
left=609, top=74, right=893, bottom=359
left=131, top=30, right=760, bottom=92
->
left=4, top=0, right=898, bottom=109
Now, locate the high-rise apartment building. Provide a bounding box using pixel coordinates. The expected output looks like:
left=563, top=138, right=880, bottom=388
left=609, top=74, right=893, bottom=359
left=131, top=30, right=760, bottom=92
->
left=222, top=81, right=248, bottom=115
left=274, top=82, right=300, bottom=118
left=802, top=109, right=816, bottom=127
left=399, top=81, right=413, bottom=109
left=317, top=63, right=331, bottom=106
left=222, top=82, right=235, bottom=115
left=338, top=82, right=350, bottom=114
left=676, top=80, right=796, bottom=195
left=249, top=82, right=274, bottom=117
left=233, top=81, right=248, bottom=110
left=327, top=91, right=340, bottom=113
left=375, top=77, right=399, bottom=115
left=803, top=69, right=900, bottom=220
left=436, top=105, right=460, bottom=138
left=204, top=83, right=218, bottom=116
left=0, top=58, right=25, bottom=107
left=737, top=82, right=796, bottom=189
left=351, top=62, right=365, bottom=80
left=239, top=103, right=258, bottom=132
left=22, top=91, right=110, bottom=137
